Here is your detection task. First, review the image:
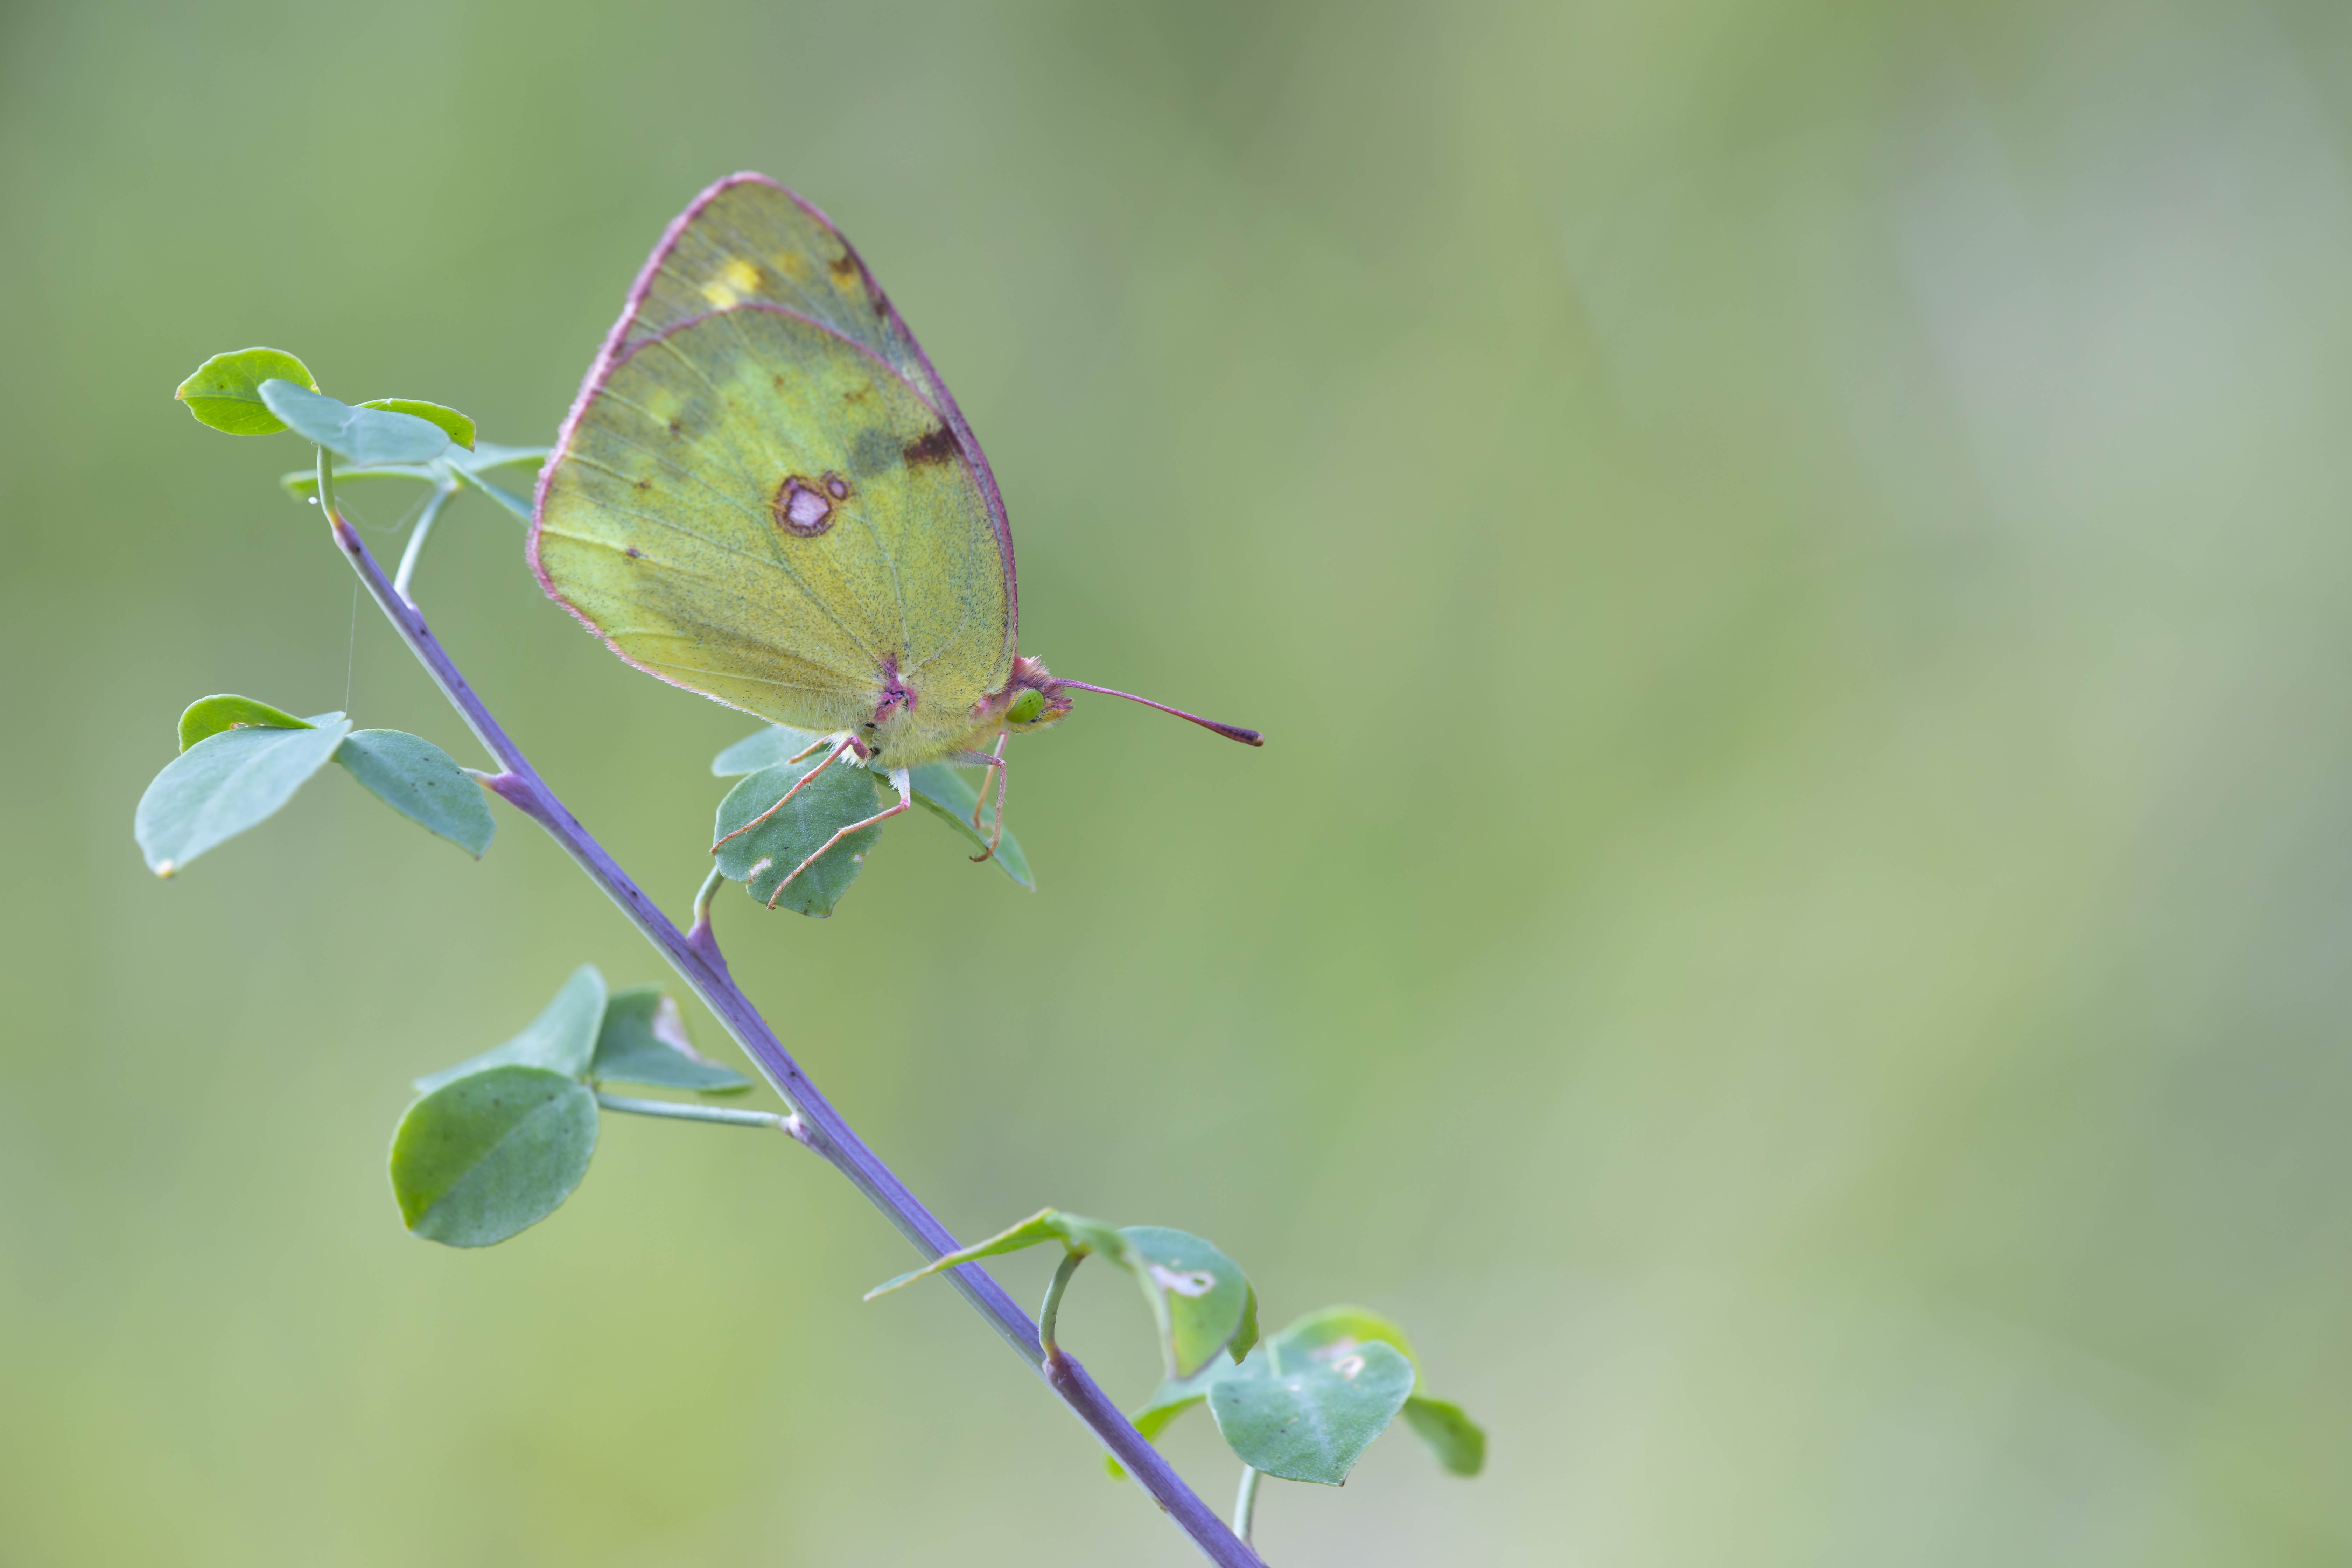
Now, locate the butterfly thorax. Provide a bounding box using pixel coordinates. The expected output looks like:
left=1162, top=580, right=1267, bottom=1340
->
left=859, top=653, right=1073, bottom=769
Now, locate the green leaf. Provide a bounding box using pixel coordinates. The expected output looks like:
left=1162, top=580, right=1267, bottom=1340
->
left=447, top=443, right=546, bottom=522
left=177, top=693, right=312, bottom=751
left=1233, top=1284, right=1261, bottom=1362
left=712, top=755, right=888, bottom=917
left=1268, top=1304, right=1418, bottom=1366
left=414, top=965, right=607, bottom=1093
left=712, top=724, right=827, bottom=776
left=1207, top=1338, right=1415, bottom=1486
left=389, top=1065, right=598, bottom=1247
left=258, top=380, right=451, bottom=465
left=1400, top=1398, right=1486, bottom=1477
left=1108, top=1303, right=1475, bottom=1483
left=589, top=984, right=751, bottom=1092
left=1120, top=1225, right=1252, bottom=1380
left=332, top=728, right=495, bottom=858
left=863, top=1208, right=1128, bottom=1300
left=358, top=398, right=475, bottom=449
left=175, top=347, right=318, bottom=434
left=909, top=763, right=1035, bottom=890
left=134, top=713, right=352, bottom=876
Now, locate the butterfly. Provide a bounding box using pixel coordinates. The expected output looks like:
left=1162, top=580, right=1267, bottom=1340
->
left=529, top=173, right=1260, bottom=903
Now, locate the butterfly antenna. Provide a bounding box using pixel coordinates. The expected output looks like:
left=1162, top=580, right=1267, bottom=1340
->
left=1053, top=681, right=1264, bottom=746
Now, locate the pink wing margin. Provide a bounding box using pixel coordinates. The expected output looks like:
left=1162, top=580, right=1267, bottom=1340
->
left=526, top=172, right=1020, bottom=663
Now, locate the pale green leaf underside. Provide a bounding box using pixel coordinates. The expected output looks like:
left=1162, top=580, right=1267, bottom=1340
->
left=414, top=965, right=607, bottom=1093
left=390, top=1065, right=598, bottom=1247
left=1207, top=1339, right=1414, bottom=1486
left=334, top=728, right=495, bottom=858
left=259, top=380, right=451, bottom=465
left=712, top=756, right=886, bottom=917
left=589, top=983, right=751, bottom=1092
left=134, top=713, right=351, bottom=875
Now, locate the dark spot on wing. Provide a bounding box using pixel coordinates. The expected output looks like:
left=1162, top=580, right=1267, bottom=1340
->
left=903, top=425, right=957, bottom=466
left=825, top=471, right=851, bottom=499
left=635, top=477, right=652, bottom=490
left=667, top=420, right=683, bottom=437
left=829, top=251, right=859, bottom=282
left=774, top=474, right=836, bottom=537
left=625, top=546, right=642, bottom=558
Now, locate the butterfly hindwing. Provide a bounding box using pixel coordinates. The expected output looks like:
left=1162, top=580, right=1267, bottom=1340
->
left=534, top=303, right=1010, bottom=736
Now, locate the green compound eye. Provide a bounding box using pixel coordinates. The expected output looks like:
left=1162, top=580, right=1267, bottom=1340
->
left=1006, top=688, right=1047, bottom=724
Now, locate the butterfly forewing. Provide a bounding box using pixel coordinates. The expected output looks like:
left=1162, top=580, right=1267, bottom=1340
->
left=614, top=176, right=949, bottom=415
left=532, top=175, right=1020, bottom=761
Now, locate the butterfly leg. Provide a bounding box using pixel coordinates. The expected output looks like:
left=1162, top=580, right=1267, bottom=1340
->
left=765, top=768, right=913, bottom=909
left=712, top=733, right=859, bottom=853
left=969, top=730, right=1009, bottom=863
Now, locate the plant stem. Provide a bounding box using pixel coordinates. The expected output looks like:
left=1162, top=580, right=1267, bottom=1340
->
left=392, top=477, right=461, bottom=605
left=595, top=1091, right=793, bottom=1130
left=324, top=511, right=1264, bottom=1568
left=1234, top=1466, right=1262, bottom=1545
left=1040, top=1249, right=1085, bottom=1358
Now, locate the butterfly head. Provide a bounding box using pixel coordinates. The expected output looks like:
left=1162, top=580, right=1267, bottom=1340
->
left=996, top=655, right=1076, bottom=736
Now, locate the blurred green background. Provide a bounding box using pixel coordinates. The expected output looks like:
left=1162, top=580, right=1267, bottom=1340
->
left=6, top=0, right=2352, bottom=1562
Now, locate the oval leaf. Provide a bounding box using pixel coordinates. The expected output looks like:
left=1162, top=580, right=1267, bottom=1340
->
left=390, top=1065, right=598, bottom=1247
left=589, top=984, right=750, bottom=1092
left=177, top=693, right=313, bottom=752
left=175, top=347, right=317, bottom=434
left=909, top=762, right=1035, bottom=890
left=134, top=713, right=352, bottom=876
left=1207, top=1339, right=1414, bottom=1486
left=1121, top=1226, right=1252, bottom=1380
left=712, top=723, right=827, bottom=777
left=712, top=756, right=887, bottom=917
left=413, top=965, right=608, bottom=1093
left=258, top=380, right=451, bottom=465
left=1401, top=1397, right=1486, bottom=1477
left=334, top=728, right=495, bottom=858
left=358, top=398, right=475, bottom=450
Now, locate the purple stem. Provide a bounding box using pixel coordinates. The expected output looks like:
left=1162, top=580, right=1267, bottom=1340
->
left=327, top=514, right=1261, bottom=1567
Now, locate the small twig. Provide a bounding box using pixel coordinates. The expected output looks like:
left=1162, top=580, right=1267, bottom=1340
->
left=323, top=505, right=1263, bottom=1568
left=595, top=1091, right=797, bottom=1130
left=1040, top=1249, right=1085, bottom=1362
left=392, top=475, right=461, bottom=605
left=1233, top=1466, right=1262, bottom=1546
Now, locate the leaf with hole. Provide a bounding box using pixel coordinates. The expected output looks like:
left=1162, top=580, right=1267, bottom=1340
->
left=334, top=728, right=495, bottom=858
left=1208, top=1337, right=1414, bottom=1486
left=589, top=985, right=750, bottom=1092
left=909, top=763, right=1034, bottom=890
left=175, top=347, right=318, bottom=434
left=390, top=1065, right=598, bottom=1247
left=259, top=380, right=450, bottom=465
left=1121, top=1226, right=1252, bottom=1380
left=1267, top=1304, right=1485, bottom=1477
left=864, top=1208, right=1128, bottom=1300
left=134, top=712, right=351, bottom=876
left=358, top=398, right=474, bottom=449
left=176, top=694, right=313, bottom=751
left=413, top=965, right=607, bottom=1093
left=712, top=755, right=888, bottom=917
